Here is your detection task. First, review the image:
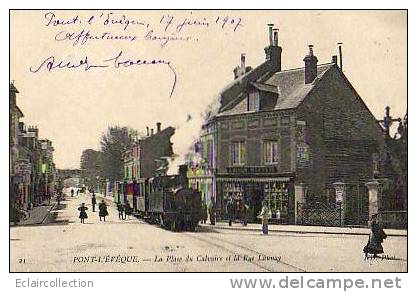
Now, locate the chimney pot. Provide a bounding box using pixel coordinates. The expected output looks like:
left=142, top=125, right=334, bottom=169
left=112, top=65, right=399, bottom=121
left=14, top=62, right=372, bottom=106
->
left=146, top=126, right=149, bottom=136
left=332, top=55, right=338, bottom=64
left=240, top=53, right=246, bottom=69
left=338, top=42, right=343, bottom=71
left=268, top=24, right=274, bottom=46
left=308, top=44, right=314, bottom=56
left=273, top=29, right=279, bottom=46
left=156, top=122, right=161, bottom=133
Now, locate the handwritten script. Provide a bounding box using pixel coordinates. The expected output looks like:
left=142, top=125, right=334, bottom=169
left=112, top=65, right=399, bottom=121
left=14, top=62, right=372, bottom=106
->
left=30, top=11, right=245, bottom=98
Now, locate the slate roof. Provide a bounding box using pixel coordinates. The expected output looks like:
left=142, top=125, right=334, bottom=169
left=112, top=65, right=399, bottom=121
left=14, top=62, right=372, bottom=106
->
left=216, top=63, right=336, bottom=117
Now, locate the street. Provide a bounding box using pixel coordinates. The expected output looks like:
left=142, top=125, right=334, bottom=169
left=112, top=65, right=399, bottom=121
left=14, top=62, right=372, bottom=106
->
left=10, top=191, right=407, bottom=272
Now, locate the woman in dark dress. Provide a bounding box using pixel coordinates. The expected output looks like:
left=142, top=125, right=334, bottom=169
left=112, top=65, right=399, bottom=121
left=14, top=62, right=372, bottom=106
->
left=98, top=200, right=109, bottom=222
left=78, top=203, right=88, bottom=224
left=363, top=216, right=387, bottom=258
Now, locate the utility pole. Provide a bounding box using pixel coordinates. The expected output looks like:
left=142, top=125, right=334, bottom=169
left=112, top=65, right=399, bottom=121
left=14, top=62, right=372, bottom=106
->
left=378, top=106, right=402, bottom=139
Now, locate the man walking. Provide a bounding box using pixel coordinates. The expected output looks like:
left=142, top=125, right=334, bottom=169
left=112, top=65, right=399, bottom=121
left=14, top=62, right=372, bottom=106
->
left=208, top=196, right=216, bottom=225
left=91, top=193, right=97, bottom=212
left=125, top=201, right=132, bottom=220
left=258, top=200, right=270, bottom=235
left=226, top=197, right=235, bottom=227
left=117, top=202, right=124, bottom=220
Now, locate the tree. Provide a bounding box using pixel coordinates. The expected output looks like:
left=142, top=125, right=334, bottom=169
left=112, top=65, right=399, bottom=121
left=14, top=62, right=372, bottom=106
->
left=80, top=149, right=102, bottom=189
left=100, top=126, right=137, bottom=181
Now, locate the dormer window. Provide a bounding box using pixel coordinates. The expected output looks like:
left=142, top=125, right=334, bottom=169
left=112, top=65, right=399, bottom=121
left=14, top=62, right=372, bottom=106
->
left=248, top=91, right=260, bottom=111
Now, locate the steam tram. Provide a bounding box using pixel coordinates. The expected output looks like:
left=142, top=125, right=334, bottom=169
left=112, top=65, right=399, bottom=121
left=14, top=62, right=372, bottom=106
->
left=116, top=166, right=203, bottom=231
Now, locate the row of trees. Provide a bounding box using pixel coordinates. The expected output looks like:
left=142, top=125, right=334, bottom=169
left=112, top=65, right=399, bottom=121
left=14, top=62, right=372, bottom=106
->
left=80, top=126, right=137, bottom=190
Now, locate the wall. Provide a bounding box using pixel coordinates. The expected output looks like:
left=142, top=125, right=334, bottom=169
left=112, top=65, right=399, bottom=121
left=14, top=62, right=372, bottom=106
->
left=297, top=65, right=385, bottom=200
left=216, top=111, right=296, bottom=174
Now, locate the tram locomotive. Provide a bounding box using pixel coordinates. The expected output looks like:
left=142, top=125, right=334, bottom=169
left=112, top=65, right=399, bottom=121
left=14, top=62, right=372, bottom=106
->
left=134, top=165, right=203, bottom=231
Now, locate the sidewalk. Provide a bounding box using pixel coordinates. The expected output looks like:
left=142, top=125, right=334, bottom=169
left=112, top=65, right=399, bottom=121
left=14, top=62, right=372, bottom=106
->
left=81, top=191, right=407, bottom=237
left=13, top=203, right=56, bottom=226
left=93, top=192, right=115, bottom=206
left=205, top=221, right=407, bottom=237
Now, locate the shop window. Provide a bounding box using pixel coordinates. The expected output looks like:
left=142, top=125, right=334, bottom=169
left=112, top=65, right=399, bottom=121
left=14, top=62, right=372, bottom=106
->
left=231, top=141, right=245, bottom=166
left=263, top=140, right=279, bottom=165
left=264, top=182, right=289, bottom=218
left=223, top=182, right=244, bottom=203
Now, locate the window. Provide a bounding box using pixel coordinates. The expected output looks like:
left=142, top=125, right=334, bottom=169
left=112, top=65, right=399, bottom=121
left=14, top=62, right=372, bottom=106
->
left=231, top=141, right=245, bottom=166
left=263, top=140, right=279, bottom=164
left=248, top=91, right=260, bottom=111
left=264, top=182, right=289, bottom=218
left=207, top=139, right=214, bottom=168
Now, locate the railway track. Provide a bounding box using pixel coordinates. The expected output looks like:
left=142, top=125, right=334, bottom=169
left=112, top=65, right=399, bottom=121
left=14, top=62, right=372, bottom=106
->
left=184, top=231, right=306, bottom=272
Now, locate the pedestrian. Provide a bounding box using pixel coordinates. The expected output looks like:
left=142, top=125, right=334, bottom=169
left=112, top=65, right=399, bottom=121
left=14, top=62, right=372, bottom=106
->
left=78, top=203, right=88, bottom=224
left=209, top=196, right=216, bottom=225
left=98, top=199, right=109, bottom=222
left=363, top=215, right=387, bottom=258
left=56, top=192, right=61, bottom=206
left=91, top=193, right=97, bottom=212
left=226, top=197, right=235, bottom=226
left=117, top=202, right=124, bottom=220
left=242, top=202, right=249, bottom=227
left=125, top=201, right=132, bottom=220
left=201, top=202, right=207, bottom=224
left=258, top=200, right=270, bottom=235
left=71, top=189, right=74, bottom=197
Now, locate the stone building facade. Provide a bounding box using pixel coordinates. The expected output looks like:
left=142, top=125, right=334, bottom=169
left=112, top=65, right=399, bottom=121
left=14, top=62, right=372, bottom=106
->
left=197, top=25, right=388, bottom=225
left=119, top=123, right=175, bottom=208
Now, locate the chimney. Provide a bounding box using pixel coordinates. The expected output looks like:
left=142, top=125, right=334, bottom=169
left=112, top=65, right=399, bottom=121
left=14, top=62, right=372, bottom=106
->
left=303, top=45, right=318, bottom=84
left=233, top=53, right=247, bottom=79
left=268, top=24, right=274, bottom=46
left=146, top=126, right=149, bottom=136
left=178, top=164, right=188, bottom=187
left=332, top=55, right=338, bottom=64
left=264, top=24, right=282, bottom=72
left=151, top=128, right=154, bottom=136
left=240, top=53, right=246, bottom=69
left=338, top=42, right=343, bottom=71
left=273, top=28, right=279, bottom=46
left=156, top=122, right=161, bottom=133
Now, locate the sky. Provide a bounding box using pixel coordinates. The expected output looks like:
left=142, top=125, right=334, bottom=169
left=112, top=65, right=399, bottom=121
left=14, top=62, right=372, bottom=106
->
left=10, top=10, right=407, bottom=169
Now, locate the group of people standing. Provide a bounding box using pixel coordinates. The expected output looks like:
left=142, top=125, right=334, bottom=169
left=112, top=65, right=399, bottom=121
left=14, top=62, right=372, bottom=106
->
left=225, top=197, right=270, bottom=235
left=77, top=192, right=109, bottom=223
left=116, top=201, right=133, bottom=220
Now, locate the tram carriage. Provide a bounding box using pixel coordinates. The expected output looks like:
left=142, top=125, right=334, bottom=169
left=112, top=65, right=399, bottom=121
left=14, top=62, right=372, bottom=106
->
left=130, top=165, right=203, bottom=231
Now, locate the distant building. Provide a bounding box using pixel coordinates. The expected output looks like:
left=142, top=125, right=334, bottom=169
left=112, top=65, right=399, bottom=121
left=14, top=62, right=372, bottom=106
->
left=120, top=123, right=175, bottom=207
left=9, top=82, right=57, bottom=214
left=39, top=139, right=57, bottom=202
left=9, top=83, right=24, bottom=206
left=187, top=121, right=216, bottom=206
left=193, top=25, right=390, bottom=226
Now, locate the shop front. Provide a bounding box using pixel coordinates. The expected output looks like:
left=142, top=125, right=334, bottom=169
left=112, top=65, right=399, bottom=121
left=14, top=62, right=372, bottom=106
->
left=216, top=171, right=295, bottom=224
